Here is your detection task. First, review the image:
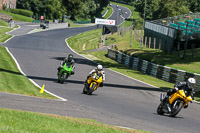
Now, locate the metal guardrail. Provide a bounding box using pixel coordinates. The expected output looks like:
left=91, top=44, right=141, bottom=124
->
left=73, top=21, right=91, bottom=24
left=107, top=49, right=200, bottom=91
left=32, top=20, right=40, bottom=23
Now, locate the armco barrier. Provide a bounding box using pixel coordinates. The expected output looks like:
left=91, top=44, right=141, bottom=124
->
left=107, top=48, right=200, bottom=90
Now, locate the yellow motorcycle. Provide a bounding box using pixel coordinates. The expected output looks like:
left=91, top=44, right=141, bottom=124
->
left=83, top=72, right=103, bottom=95
left=157, top=89, right=193, bottom=117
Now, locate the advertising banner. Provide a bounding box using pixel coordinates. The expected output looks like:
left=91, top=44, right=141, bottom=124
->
left=95, top=18, right=116, bottom=26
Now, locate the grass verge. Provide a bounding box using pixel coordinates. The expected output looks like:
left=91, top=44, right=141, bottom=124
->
left=0, top=27, right=13, bottom=34
left=0, top=19, right=8, bottom=26
left=0, top=27, right=13, bottom=43
left=0, top=108, right=149, bottom=133
left=67, top=29, right=102, bottom=51
left=103, top=6, right=113, bottom=19
left=105, top=31, right=200, bottom=74
left=0, top=11, right=33, bottom=22
left=0, top=45, right=56, bottom=99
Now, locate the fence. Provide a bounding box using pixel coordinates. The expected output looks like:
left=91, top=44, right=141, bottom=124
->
left=107, top=48, right=200, bottom=91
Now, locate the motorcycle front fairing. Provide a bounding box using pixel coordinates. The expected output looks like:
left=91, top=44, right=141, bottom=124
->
left=87, top=73, right=103, bottom=90
left=169, top=90, right=192, bottom=108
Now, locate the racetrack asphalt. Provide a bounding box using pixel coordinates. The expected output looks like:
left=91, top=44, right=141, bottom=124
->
left=1, top=5, right=200, bottom=133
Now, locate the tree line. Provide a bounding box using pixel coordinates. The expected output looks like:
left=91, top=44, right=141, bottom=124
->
left=16, top=0, right=109, bottom=21
left=112, top=0, right=200, bottom=20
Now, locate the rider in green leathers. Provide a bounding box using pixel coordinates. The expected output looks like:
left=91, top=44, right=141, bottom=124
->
left=57, top=54, right=75, bottom=75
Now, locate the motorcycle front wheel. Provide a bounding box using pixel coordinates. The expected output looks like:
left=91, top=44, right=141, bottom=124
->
left=87, top=83, right=96, bottom=95
left=169, top=100, right=183, bottom=117
left=60, top=73, right=67, bottom=84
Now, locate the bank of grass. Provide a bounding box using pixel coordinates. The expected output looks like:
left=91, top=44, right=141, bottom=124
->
left=0, top=27, right=13, bottom=43
left=105, top=31, right=200, bottom=74
left=0, top=108, right=149, bottom=133
left=0, top=19, right=8, bottom=26
left=0, top=10, right=33, bottom=22
left=0, top=34, right=12, bottom=42
left=0, top=27, right=13, bottom=33
left=67, top=29, right=102, bottom=51
left=0, top=45, right=56, bottom=99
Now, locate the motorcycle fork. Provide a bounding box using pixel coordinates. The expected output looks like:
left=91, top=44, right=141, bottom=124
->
left=167, top=103, right=171, bottom=113
left=173, top=100, right=178, bottom=109
left=58, top=72, right=63, bottom=79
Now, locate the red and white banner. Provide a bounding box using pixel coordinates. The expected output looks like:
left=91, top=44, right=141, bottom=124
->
left=95, top=18, right=115, bottom=26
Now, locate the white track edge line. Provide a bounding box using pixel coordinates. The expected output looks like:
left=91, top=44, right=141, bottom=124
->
left=5, top=47, right=67, bottom=101
left=4, top=25, right=67, bottom=101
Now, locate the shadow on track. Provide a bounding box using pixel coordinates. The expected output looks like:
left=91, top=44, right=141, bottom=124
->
left=51, top=57, right=97, bottom=67
left=153, top=113, right=184, bottom=119
left=26, top=75, right=163, bottom=92
left=0, top=68, right=164, bottom=92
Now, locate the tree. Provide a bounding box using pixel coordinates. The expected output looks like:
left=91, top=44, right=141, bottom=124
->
left=62, top=0, right=84, bottom=20
left=16, top=0, right=109, bottom=21
left=135, top=0, right=190, bottom=20
left=77, top=0, right=97, bottom=20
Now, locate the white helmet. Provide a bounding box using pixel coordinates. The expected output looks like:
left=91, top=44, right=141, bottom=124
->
left=97, top=65, right=103, bottom=71
left=187, top=78, right=196, bottom=88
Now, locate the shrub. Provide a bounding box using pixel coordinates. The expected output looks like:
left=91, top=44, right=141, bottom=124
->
left=9, top=9, right=33, bottom=17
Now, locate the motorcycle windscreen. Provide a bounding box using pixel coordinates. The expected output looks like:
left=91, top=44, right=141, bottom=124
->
left=95, top=73, right=103, bottom=83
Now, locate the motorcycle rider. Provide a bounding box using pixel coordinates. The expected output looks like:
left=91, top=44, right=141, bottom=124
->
left=57, top=54, right=75, bottom=75
left=85, top=64, right=105, bottom=87
left=162, top=77, right=196, bottom=108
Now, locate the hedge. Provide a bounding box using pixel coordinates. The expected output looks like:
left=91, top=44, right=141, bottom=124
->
left=6, top=9, right=33, bottom=17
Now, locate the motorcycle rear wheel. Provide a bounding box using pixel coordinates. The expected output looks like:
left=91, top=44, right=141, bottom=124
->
left=83, top=86, right=87, bottom=94
left=157, top=103, right=164, bottom=115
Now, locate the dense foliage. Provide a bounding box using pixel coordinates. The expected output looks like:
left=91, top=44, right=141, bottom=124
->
left=112, top=0, right=200, bottom=20
left=135, top=0, right=190, bottom=20
left=16, top=0, right=109, bottom=20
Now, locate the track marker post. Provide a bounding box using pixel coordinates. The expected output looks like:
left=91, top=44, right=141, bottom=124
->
left=40, top=84, right=45, bottom=93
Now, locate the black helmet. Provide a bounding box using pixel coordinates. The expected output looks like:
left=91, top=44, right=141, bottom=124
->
left=68, top=54, right=73, bottom=62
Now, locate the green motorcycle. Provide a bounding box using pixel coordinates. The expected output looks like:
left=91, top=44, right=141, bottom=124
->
left=58, top=63, right=73, bottom=84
